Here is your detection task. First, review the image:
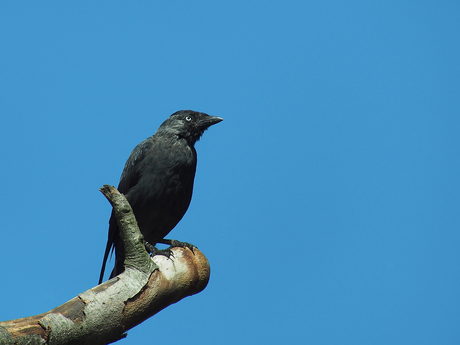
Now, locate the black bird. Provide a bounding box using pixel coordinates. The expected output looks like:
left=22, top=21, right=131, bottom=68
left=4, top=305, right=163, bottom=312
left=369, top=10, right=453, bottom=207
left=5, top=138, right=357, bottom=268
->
left=99, top=110, right=222, bottom=284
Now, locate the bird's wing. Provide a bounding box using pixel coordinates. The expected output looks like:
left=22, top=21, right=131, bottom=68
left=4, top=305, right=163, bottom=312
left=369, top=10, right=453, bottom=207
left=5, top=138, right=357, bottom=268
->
left=117, top=137, right=155, bottom=193
left=98, top=136, right=154, bottom=284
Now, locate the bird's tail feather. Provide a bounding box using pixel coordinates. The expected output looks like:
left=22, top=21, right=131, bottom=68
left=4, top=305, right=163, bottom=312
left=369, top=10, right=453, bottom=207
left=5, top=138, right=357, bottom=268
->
left=98, top=239, right=113, bottom=284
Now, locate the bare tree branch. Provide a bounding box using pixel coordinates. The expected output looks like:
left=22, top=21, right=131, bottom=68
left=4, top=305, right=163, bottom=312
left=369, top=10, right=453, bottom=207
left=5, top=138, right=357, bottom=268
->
left=0, top=185, right=210, bottom=345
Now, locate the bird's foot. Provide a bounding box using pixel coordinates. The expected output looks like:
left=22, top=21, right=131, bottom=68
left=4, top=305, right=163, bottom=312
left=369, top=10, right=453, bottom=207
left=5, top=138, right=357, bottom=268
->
left=144, top=241, right=174, bottom=258
left=158, top=239, right=197, bottom=253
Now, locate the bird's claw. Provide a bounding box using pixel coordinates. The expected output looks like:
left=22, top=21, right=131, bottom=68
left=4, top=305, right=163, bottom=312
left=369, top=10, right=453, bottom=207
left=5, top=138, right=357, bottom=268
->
left=144, top=241, right=175, bottom=258
left=144, top=239, right=196, bottom=260
left=160, top=239, right=197, bottom=253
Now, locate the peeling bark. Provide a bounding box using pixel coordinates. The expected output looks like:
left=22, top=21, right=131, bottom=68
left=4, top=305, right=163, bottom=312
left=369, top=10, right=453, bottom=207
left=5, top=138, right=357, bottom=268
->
left=0, top=186, right=210, bottom=345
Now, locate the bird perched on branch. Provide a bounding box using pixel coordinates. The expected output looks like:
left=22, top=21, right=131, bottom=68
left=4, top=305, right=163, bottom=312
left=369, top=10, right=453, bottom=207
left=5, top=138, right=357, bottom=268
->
left=99, top=110, right=223, bottom=284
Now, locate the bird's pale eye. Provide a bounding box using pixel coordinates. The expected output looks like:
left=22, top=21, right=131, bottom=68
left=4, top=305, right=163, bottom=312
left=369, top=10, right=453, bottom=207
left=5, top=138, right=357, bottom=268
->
left=185, top=116, right=192, bottom=121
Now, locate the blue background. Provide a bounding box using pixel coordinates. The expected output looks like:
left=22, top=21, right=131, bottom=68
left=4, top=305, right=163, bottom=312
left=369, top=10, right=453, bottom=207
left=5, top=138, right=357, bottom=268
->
left=1, top=2, right=459, bottom=344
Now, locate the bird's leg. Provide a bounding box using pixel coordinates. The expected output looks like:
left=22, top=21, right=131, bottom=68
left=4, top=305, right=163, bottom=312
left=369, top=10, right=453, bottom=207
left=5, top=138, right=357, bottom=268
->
left=158, top=239, right=196, bottom=253
left=144, top=241, right=174, bottom=258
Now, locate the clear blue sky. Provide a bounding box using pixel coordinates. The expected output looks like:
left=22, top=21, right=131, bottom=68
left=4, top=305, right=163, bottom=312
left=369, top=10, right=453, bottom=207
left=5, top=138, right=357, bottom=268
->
left=1, top=2, right=459, bottom=344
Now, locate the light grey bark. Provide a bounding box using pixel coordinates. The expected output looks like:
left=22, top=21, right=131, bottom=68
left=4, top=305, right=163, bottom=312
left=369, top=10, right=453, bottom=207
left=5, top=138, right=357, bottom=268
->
left=0, top=185, right=210, bottom=345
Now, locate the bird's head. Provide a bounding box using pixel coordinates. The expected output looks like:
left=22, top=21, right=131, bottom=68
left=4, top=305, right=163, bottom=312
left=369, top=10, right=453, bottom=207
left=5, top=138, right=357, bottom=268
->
left=159, top=110, right=223, bottom=145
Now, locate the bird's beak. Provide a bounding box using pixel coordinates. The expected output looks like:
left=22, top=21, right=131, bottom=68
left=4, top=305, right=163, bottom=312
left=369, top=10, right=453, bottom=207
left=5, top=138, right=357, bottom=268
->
left=199, top=116, right=223, bottom=129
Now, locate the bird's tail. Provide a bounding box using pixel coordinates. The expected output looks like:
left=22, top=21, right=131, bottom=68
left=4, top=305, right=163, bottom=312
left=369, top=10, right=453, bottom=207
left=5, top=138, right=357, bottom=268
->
left=98, top=238, right=113, bottom=285
left=99, top=212, right=119, bottom=284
